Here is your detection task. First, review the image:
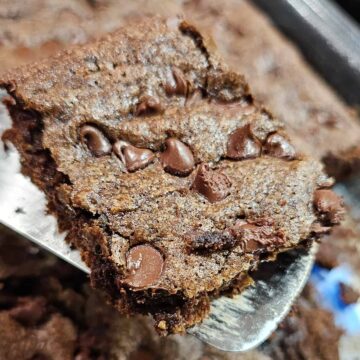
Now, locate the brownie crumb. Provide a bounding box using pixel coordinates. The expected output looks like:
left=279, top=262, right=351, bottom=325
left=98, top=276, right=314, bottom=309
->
left=316, top=242, right=339, bottom=269
left=185, top=230, right=237, bottom=253
left=340, top=282, right=359, bottom=305
left=314, top=189, right=344, bottom=225
left=231, top=219, right=286, bottom=253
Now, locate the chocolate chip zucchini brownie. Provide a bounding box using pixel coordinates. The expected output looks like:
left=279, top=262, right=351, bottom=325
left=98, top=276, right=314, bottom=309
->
left=1, top=17, right=343, bottom=334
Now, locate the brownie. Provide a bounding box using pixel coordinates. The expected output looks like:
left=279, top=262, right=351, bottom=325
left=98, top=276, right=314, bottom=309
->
left=0, top=227, right=342, bottom=360
left=261, top=284, right=343, bottom=360
left=316, top=210, right=360, bottom=273
left=315, top=220, right=360, bottom=311
left=0, top=0, right=181, bottom=70
left=0, top=17, right=343, bottom=334
left=339, top=282, right=359, bottom=305
left=183, top=0, right=360, bottom=180
left=0, top=226, right=82, bottom=360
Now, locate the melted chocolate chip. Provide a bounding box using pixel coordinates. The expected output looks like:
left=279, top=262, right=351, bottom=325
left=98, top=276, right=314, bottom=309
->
left=135, top=96, right=163, bottom=116
left=263, top=133, right=296, bottom=160
left=80, top=125, right=112, bottom=156
left=226, top=125, right=262, bottom=160
left=314, top=189, right=344, bottom=225
left=191, top=164, right=232, bottom=203
left=160, top=138, right=195, bottom=176
left=124, top=244, right=164, bottom=288
left=185, top=230, right=237, bottom=253
left=165, top=67, right=188, bottom=96
left=113, top=140, right=155, bottom=172
left=231, top=219, right=286, bottom=253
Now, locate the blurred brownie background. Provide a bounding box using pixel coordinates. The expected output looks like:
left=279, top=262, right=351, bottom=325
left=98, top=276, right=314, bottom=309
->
left=0, top=1, right=359, bottom=359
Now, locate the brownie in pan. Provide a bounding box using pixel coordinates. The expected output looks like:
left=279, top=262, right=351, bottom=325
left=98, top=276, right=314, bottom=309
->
left=185, top=0, right=360, bottom=180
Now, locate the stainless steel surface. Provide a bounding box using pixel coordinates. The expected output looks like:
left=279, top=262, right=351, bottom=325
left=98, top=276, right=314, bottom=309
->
left=190, top=245, right=316, bottom=352
left=0, top=105, right=89, bottom=273
left=0, top=104, right=315, bottom=351
left=254, top=0, right=360, bottom=105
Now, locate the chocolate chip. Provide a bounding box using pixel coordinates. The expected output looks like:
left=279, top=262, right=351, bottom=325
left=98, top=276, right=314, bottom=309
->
left=263, top=133, right=296, bottom=160
left=9, top=297, right=47, bottom=326
left=160, top=138, right=195, bottom=176
left=185, top=230, right=237, bottom=253
left=314, top=189, right=344, bottom=225
left=80, top=125, right=111, bottom=156
left=113, top=140, right=155, bottom=172
left=164, top=67, right=188, bottom=96
left=339, top=282, right=359, bottom=305
left=191, top=164, right=232, bottom=203
left=124, top=244, right=164, bottom=288
left=226, top=125, right=261, bottom=160
left=135, top=96, right=163, bottom=116
left=231, top=219, right=286, bottom=253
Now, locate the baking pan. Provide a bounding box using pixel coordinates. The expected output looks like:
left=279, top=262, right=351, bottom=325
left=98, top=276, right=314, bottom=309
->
left=254, top=0, right=360, bottom=105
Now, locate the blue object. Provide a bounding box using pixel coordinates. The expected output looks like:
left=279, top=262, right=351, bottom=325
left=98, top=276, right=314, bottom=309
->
left=311, top=264, right=360, bottom=335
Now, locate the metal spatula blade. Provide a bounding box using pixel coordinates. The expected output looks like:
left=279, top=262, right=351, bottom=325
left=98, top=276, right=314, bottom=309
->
left=189, top=246, right=315, bottom=351
left=0, top=108, right=315, bottom=352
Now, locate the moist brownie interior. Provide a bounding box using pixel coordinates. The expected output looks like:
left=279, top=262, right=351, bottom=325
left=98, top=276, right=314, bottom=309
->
left=0, top=17, right=343, bottom=334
